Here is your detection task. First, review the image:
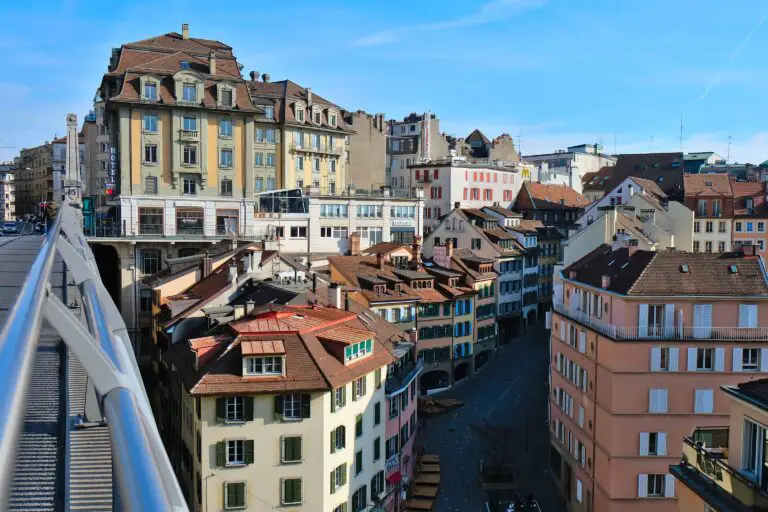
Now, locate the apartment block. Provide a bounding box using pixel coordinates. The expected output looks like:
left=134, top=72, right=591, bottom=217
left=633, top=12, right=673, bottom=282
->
left=731, top=181, right=768, bottom=257
left=550, top=242, right=768, bottom=512
left=0, top=163, right=15, bottom=221
left=684, top=173, right=733, bottom=254
left=386, top=113, right=450, bottom=188
left=671, top=378, right=768, bottom=511
left=524, top=144, right=616, bottom=194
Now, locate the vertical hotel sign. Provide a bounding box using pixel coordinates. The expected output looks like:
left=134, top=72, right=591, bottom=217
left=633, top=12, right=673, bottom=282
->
left=107, top=146, right=118, bottom=196
left=421, top=112, right=430, bottom=160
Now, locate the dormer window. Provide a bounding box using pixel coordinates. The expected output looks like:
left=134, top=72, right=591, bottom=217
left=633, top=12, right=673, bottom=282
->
left=344, top=338, right=373, bottom=363
left=244, top=356, right=283, bottom=375
left=313, top=111, right=321, bottom=124
left=449, top=277, right=458, bottom=287
left=329, top=113, right=337, bottom=127
left=242, top=340, right=286, bottom=376
left=264, top=106, right=274, bottom=119
left=296, top=107, right=305, bottom=122
left=374, top=284, right=386, bottom=294
left=222, top=89, right=233, bottom=107
left=144, top=81, right=157, bottom=101
left=182, top=84, right=196, bottom=102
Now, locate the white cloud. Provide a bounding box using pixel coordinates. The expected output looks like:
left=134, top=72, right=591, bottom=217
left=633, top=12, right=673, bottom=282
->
left=353, top=0, right=546, bottom=47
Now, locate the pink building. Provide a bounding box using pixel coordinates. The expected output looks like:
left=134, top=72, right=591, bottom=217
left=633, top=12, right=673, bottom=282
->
left=550, top=243, right=768, bottom=512
left=384, top=354, right=421, bottom=511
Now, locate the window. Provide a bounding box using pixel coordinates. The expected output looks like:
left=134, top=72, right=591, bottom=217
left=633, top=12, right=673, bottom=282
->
left=760, top=222, right=766, bottom=233
left=697, top=199, right=707, bottom=216
left=640, top=432, right=667, bottom=456
left=705, top=221, right=713, bottom=233
left=264, top=106, right=274, bottom=119
left=296, top=107, right=304, bottom=122
left=330, top=114, right=337, bottom=127
left=740, top=348, right=761, bottom=371
left=183, top=84, right=197, bottom=102
left=220, top=149, right=233, bottom=168
left=739, top=304, right=758, bottom=328
left=221, top=89, right=233, bottom=107
left=344, top=339, right=372, bottom=362
left=139, top=206, right=162, bottom=233
left=331, top=425, right=346, bottom=453
left=374, top=402, right=381, bottom=425
left=352, top=375, right=367, bottom=399
left=183, top=176, right=197, bottom=195
left=255, top=152, right=264, bottom=166
left=694, top=389, right=714, bottom=414
left=245, top=356, right=282, bottom=375
left=705, top=241, right=712, bottom=253
left=223, top=482, right=246, bottom=509
left=225, top=396, right=244, bottom=422
left=266, top=153, right=275, bottom=167
left=639, top=474, right=671, bottom=498
left=143, top=114, right=157, bottom=132
left=183, top=146, right=197, bottom=166
left=314, top=111, right=321, bottom=124
left=226, top=440, right=245, bottom=465
left=313, top=158, right=320, bottom=172
left=576, top=479, right=583, bottom=503
left=693, top=241, right=700, bottom=252
left=281, top=478, right=302, bottom=505
left=281, top=393, right=306, bottom=420
left=736, top=221, right=743, bottom=232
left=332, top=386, right=346, bottom=411
left=742, top=418, right=765, bottom=479
left=650, top=347, right=678, bottom=372
left=183, top=116, right=197, bottom=131
left=718, top=241, right=726, bottom=253
left=218, top=178, right=232, bottom=197
left=373, top=437, right=381, bottom=461
left=748, top=222, right=755, bottom=233
left=355, top=450, right=363, bottom=475
left=330, top=463, right=347, bottom=493
left=648, top=389, right=668, bottom=413
left=296, top=156, right=304, bottom=171
left=144, top=81, right=157, bottom=100
left=719, top=221, right=727, bottom=233
left=266, top=129, right=276, bottom=143
left=370, top=470, right=384, bottom=501
left=140, top=249, right=160, bottom=275
left=220, top=119, right=232, bottom=137
left=351, top=485, right=367, bottom=512
left=144, top=144, right=157, bottom=163
left=696, top=348, right=715, bottom=371
left=282, top=436, right=302, bottom=463
left=290, top=226, right=307, bottom=238
left=694, top=221, right=700, bottom=233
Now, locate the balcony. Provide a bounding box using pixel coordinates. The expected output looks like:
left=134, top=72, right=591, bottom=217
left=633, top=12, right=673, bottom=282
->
left=671, top=432, right=768, bottom=511
left=554, top=302, right=768, bottom=341
left=288, top=143, right=342, bottom=155
left=139, top=224, right=163, bottom=236
left=178, top=129, right=199, bottom=140
left=385, top=358, right=423, bottom=396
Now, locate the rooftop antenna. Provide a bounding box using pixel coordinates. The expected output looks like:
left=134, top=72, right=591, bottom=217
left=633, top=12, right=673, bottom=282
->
left=517, top=129, right=522, bottom=157
left=727, top=135, right=732, bottom=164
left=613, top=132, right=617, bottom=154
left=679, top=113, right=684, bottom=152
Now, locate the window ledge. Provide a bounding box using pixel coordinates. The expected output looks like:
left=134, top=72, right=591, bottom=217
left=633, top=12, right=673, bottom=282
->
left=280, top=459, right=303, bottom=465
left=220, top=135, right=233, bottom=140
left=281, top=502, right=303, bottom=507
left=225, top=462, right=247, bottom=468
left=222, top=419, right=245, bottom=425
left=143, top=162, right=159, bottom=166
left=281, top=417, right=302, bottom=423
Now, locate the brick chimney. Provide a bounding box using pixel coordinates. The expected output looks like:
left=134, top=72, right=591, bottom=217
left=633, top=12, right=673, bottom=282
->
left=209, top=51, right=216, bottom=75
left=181, top=23, right=189, bottom=40
left=627, top=238, right=640, bottom=257
left=446, top=239, right=454, bottom=258
left=349, top=231, right=361, bottom=256
left=377, top=252, right=385, bottom=270
left=306, top=87, right=313, bottom=105
left=601, top=275, right=611, bottom=289
left=411, top=235, right=423, bottom=269
left=328, top=283, right=342, bottom=309
left=408, top=328, right=418, bottom=344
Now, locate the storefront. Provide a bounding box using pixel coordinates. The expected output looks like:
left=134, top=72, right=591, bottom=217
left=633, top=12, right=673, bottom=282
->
left=176, top=208, right=203, bottom=236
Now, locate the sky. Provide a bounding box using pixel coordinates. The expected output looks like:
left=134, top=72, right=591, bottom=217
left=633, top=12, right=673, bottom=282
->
left=2, top=0, right=768, bottom=164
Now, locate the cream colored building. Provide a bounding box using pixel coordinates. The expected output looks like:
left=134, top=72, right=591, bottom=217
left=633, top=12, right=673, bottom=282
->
left=0, top=163, right=15, bottom=221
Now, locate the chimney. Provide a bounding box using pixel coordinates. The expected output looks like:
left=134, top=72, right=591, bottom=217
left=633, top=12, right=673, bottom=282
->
left=262, top=73, right=270, bottom=83
left=208, top=51, right=216, bottom=75
left=249, top=71, right=260, bottom=82
left=328, top=283, right=343, bottom=309
left=454, top=202, right=461, bottom=209
left=233, top=304, right=245, bottom=320
left=408, top=328, right=418, bottom=344
left=245, top=300, right=255, bottom=315
left=349, top=231, right=361, bottom=256
left=377, top=252, right=385, bottom=270
left=344, top=293, right=351, bottom=311
left=201, top=253, right=213, bottom=278
left=446, top=239, right=454, bottom=257
left=627, top=238, right=640, bottom=257
left=601, top=275, right=611, bottom=289
left=306, top=87, right=313, bottom=105
left=228, top=264, right=238, bottom=283
left=181, top=23, right=190, bottom=40
left=411, top=235, right=423, bottom=269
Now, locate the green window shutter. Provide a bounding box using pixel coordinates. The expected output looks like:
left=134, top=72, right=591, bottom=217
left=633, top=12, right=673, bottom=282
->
left=294, top=437, right=302, bottom=460
left=342, top=385, right=347, bottom=406
left=274, top=395, right=283, bottom=417
left=244, top=396, right=254, bottom=421
left=352, top=380, right=357, bottom=401
left=342, top=463, right=347, bottom=485
left=373, top=437, right=380, bottom=460
left=301, top=394, right=311, bottom=418
left=330, top=430, right=336, bottom=454
left=330, top=470, right=336, bottom=494
left=295, top=479, right=302, bottom=503
left=375, top=369, right=382, bottom=389
left=244, top=440, right=254, bottom=464
left=374, top=402, right=380, bottom=425
left=340, top=425, right=346, bottom=448
left=216, top=441, right=226, bottom=467
left=356, top=414, right=362, bottom=437
left=331, top=391, right=336, bottom=413
left=225, top=483, right=234, bottom=506
left=366, top=339, right=372, bottom=353
left=216, top=397, right=225, bottom=421
left=361, top=376, right=367, bottom=395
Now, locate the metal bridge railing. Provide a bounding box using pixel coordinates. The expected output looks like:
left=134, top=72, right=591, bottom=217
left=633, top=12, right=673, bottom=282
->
left=0, top=201, right=187, bottom=511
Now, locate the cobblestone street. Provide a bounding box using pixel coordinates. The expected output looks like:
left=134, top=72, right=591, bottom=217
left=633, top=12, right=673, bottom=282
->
left=416, top=325, right=566, bottom=512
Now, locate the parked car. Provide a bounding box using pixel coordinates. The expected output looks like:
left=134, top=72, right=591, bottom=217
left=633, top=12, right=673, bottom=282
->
left=3, top=221, right=18, bottom=234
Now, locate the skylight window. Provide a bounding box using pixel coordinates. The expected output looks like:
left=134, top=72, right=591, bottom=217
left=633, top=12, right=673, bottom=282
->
left=680, top=264, right=689, bottom=273
left=180, top=61, right=190, bottom=69
left=730, top=265, right=739, bottom=274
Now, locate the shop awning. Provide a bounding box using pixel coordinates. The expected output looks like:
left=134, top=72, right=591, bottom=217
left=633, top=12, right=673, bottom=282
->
left=386, top=471, right=401, bottom=484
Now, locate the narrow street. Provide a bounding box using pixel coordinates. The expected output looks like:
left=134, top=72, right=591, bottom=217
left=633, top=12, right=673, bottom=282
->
left=417, top=325, right=566, bottom=512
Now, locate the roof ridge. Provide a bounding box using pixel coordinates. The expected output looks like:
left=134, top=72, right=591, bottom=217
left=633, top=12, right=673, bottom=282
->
left=625, top=250, right=659, bottom=295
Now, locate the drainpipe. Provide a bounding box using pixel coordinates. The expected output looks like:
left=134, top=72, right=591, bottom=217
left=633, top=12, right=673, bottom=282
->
left=450, top=301, right=455, bottom=387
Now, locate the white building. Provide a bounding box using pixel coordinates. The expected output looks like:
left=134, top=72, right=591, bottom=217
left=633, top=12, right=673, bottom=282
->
left=403, top=157, right=522, bottom=231
left=504, top=222, right=540, bottom=325
left=0, top=163, right=15, bottom=221
left=523, top=144, right=616, bottom=194
left=387, top=113, right=450, bottom=188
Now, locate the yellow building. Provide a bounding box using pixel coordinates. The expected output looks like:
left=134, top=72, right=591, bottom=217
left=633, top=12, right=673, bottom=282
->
left=249, top=79, right=353, bottom=193
left=671, top=378, right=768, bottom=512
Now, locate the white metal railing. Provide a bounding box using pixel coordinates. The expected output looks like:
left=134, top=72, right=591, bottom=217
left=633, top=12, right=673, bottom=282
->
left=553, top=302, right=768, bottom=341
left=0, top=201, right=187, bottom=511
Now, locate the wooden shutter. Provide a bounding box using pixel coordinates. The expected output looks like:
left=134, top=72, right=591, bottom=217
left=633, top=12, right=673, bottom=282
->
left=650, top=347, right=661, bottom=371
left=375, top=369, right=382, bottom=389
left=639, top=433, right=649, bottom=456
left=330, top=470, right=336, bottom=494
left=638, top=304, right=649, bottom=337
left=660, top=390, right=668, bottom=412
left=244, top=396, right=254, bottom=421
left=274, top=395, right=283, bottom=418
left=244, top=440, right=254, bottom=464
left=331, top=390, right=336, bottom=413
left=715, top=348, right=725, bottom=372
left=669, top=348, right=679, bottom=372
left=649, top=389, right=658, bottom=413
left=361, top=375, right=367, bottom=395
left=658, top=433, right=667, bottom=456
left=637, top=474, right=648, bottom=497
left=664, top=475, right=675, bottom=498
left=342, top=385, right=347, bottom=406
left=733, top=348, right=743, bottom=372
left=342, top=463, right=348, bottom=485
left=687, top=347, right=697, bottom=371
left=578, top=331, right=586, bottom=353
left=664, top=304, right=675, bottom=336
left=301, top=394, right=311, bottom=418
left=330, top=430, right=336, bottom=454
left=216, top=441, right=226, bottom=467
left=578, top=406, right=584, bottom=428
left=340, top=425, right=346, bottom=448
left=352, top=380, right=358, bottom=401
left=739, top=304, right=750, bottom=327
left=216, top=397, right=225, bottom=421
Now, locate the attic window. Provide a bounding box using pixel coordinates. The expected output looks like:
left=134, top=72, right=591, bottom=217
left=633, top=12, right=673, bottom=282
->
left=180, top=61, right=190, bottom=69
left=730, top=265, right=739, bottom=274
left=706, top=181, right=713, bottom=187
left=344, top=339, right=373, bottom=363
left=244, top=356, right=283, bottom=376
left=657, top=176, right=664, bottom=183
left=621, top=262, right=629, bottom=269
left=680, top=264, right=689, bottom=273
left=449, top=277, right=458, bottom=287
left=374, top=284, right=386, bottom=294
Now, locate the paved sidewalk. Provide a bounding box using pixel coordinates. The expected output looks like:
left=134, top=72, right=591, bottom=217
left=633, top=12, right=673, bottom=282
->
left=416, top=325, right=566, bottom=512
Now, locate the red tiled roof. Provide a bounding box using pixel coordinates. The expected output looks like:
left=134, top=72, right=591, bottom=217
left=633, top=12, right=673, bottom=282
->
left=581, top=153, right=684, bottom=200
left=684, top=173, right=733, bottom=197
left=241, top=339, right=285, bottom=355
left=732, top=181, right=768, bottom=217
left=515, top=182, right=589, bottom=211
left=317, top=325, right=375, bottom=346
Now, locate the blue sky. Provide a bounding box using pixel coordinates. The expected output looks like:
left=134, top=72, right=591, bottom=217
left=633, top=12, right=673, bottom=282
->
left=2, top=0, right=768, bottom=163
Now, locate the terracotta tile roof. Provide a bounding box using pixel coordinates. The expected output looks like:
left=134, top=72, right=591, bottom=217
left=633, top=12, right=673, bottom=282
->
left=732, top=181, right=768, bottom=217
left=241, top=339, right=285, bottom=355
left=482, top=205, right=522, bottom=218
left=565, top=244, right=768, bottom=296
left=328, top=255, right=424, bottom=304
left=230, top=306, right=356, bottom=335
left=483, top=228, right=517, bottom=240
left=630, top=177, right=668, bottom=199
left=359, top=242, right=412, bottom=257
left=581, top=153, right=684, bottom=199
left=317, top=325, right=375, bottom=345
left=462, top=208, right=498, bottom=221
left=515, top=182, right=589, bottom=211
left=684, top=173, right=734, bottom=197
